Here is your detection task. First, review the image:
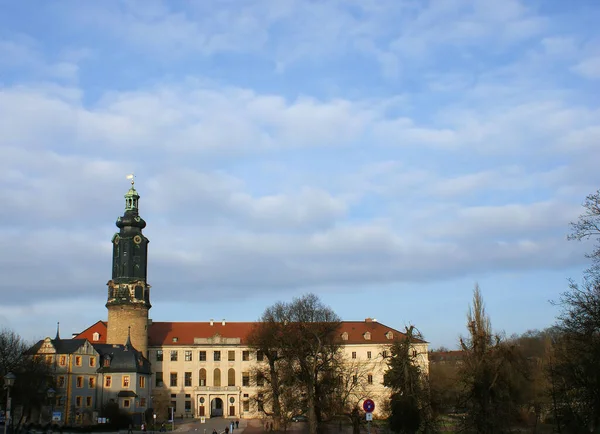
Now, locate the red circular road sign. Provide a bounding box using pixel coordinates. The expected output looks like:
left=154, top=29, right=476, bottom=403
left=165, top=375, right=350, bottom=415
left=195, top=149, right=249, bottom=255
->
left=363, top=399, right=375, bottom=413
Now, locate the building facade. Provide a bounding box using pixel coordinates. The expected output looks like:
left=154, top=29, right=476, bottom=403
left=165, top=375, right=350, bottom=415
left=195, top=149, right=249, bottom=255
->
left=32, top=181, right=429, bottom=423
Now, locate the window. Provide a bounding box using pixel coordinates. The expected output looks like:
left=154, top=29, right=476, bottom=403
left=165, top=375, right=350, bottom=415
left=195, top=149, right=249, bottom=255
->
left=75, top=356, right=82, bottom=366
left=199, top=369, right=207, bottom=386
left=123, top=399, right=131, bottom=408
left=88, top=377, right=96, bottom=388
left=256, top=373, right=265, bottom=387
left=92, top=332, right=100, bottom=341
left=364, top=332, right=371, bottom=340
left=242, top=372, right=250, bottom=387
left=367, top=374, right=373, bottom=385
left=185, top=350, right=192, bottom=361
left=185, top=401, right=192, bottom=412
left=89, top=357, right=96, bottom=367
left=257, top=394, right=264, bottom=412
left=185, top=394, right=191, bottom=398
left=103, top=357, right=110, bottom=367
left=156, top=372, right=163, bottom=387
left=367, top=351, right=372, bottom=359
left=46, top=355, right=53, bottom=364
left=412, top=349, right=418, bottom=357
left=341, top=332, right=348, bottom=341
left=352, top=351, right=357, bottom=359
left=243, top=401, right=249, bottom=412
left=228, top=350, right=235, bottom=361
left=242, top=351, right=249, bottom=361
left=171, top=401, right=177, bottom=412
left=140, top=398, right=146, bottom=407
left=214, top=351, right=221, bottom=361
left=59, top=355, right=67, bottom=366
left=139, top=376, right=146, bottom=388
left=228, top=368, right=235, bottom=386
left=213, top=368, right=221, bottom=387
left=57, top=376, right=65, bottom=388
left=105, top=376, right=112, bottom=388
left=123, top=375, right=130, bottom=388
left=170, top=350, right=178, bottom=361
left=199, top=351, right=206, bottom=361
left=76, top=376, right=83, bottom=388
left=385, top=331, right=394, bottom=340
left=382, top=351, right=388, bottom=358
left=256, top=351, right=264, bottom=362
left=185, top=372, right=192, bottom=387
left=170, top=372, right=178, bottom=387
left=352, top=375, right=358, bottom=385
left=171, top=394, right=176, bottom=398
left=172, top=337, right=178, bottom=343
left=76, top=396, right=82, bottom=407
left=86, top=396, right=92, bottom=407
left=156, top=350, right=163, bottom=361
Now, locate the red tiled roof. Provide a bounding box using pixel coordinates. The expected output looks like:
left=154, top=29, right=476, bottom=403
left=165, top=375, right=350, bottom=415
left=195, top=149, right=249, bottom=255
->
left=73, top=319, right=426, bottom=346
left=74, top=320, right=107, bottom=343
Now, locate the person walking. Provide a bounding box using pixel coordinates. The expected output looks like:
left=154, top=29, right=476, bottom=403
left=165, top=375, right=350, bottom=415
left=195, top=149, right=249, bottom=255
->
left=128, top=424, right=134, bottom=434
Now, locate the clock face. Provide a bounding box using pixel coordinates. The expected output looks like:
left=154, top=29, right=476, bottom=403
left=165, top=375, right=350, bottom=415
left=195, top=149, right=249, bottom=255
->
left=114, top=235, right=120, bottom=245
left=133, top=235, right=142, bottom=244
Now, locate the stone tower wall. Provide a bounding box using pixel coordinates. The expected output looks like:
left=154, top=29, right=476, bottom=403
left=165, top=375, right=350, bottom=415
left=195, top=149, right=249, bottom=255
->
left=107, top=304, right=149, bottom=356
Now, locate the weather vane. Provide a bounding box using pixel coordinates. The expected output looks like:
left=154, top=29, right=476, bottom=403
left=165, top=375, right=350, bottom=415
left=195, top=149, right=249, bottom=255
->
left=126, top=173, right=135, bottom=186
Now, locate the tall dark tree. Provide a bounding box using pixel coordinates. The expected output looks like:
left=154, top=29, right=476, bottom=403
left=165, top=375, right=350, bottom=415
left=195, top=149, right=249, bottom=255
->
left=550, top=275, right=600, bottom=433
left=383, top=326, right=435, bottom=434
left=458, top=286, right=529, bottom=434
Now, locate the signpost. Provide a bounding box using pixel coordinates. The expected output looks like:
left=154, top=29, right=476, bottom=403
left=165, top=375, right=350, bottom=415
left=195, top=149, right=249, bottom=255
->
left=363, top=399, right=375, bottom=434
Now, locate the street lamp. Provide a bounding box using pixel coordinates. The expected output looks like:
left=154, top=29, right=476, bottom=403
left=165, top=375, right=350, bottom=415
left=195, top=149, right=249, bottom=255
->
left=3, top=372, right=16, bottom=434
left=47, top=388, right=56, bottom=426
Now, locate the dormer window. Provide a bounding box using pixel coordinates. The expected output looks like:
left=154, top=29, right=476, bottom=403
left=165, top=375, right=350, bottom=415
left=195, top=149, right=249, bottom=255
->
left=103, top=356, right=111, bottom=367
left=385, top=331, right=393, bottom=340
left=341, top=332, right=348, bottom=341
left=172, top=337, right=178, bottom=343
left=363, top=332, right=371, bottom=340
left=93, top=332, right=100, bottom=342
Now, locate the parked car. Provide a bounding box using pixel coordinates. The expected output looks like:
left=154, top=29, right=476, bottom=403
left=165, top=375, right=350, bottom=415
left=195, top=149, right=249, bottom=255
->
left=292, top=415, right=308, bottom=422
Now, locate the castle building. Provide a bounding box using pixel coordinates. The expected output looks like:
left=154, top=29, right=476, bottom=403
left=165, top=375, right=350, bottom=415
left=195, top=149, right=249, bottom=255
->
left=31, top=181, right=429, bottom=424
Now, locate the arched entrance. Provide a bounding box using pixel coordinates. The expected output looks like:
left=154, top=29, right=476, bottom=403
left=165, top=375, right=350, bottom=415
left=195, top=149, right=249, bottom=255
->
left=211, top=397, right=224, bottom=417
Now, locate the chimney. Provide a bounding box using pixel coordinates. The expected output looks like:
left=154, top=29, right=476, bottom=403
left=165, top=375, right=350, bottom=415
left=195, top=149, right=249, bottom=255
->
left=210, top=319, right=214, bottom=326
left=365, top=318, right=372, bottom=323
left=222, top=319, right=226, bottom=326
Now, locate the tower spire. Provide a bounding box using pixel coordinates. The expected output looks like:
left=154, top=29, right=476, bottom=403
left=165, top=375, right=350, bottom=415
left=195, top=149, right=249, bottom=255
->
left=55, top=322, right=60, bottom=340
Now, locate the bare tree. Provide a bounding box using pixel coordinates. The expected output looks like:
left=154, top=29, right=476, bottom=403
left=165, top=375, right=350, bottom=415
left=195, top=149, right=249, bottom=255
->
left=247, top=294, right=342, bottom=434
left=569, top=189, right=600, bottom=273
left=549, top=275, right=600, bottom=433
left=0, top=328, right=54, bottom=431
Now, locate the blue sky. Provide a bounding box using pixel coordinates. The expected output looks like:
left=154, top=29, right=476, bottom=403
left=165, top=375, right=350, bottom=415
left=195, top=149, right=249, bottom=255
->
left=0, top=0, right=599, bottom=349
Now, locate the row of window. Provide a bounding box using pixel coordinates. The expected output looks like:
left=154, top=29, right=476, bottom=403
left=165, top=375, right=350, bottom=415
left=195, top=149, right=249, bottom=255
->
left=56, top=375, right=146, bottom=389
left=70, top=396, right=147, bottom=408
left=157, top=349, right=398, bottom=363
left=156, top=350, right=266, bottom=362
left=37, top=355, right=96, bottom=368
left=155, top=369, right=378, bottom=388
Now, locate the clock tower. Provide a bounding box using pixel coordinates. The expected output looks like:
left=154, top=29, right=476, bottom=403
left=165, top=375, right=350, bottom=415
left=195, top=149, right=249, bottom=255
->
left=106, top=177, right=151, bottom=356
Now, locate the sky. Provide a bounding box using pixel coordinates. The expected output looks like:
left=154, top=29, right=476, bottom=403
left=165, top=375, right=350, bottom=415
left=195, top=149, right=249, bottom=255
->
left=0, top=0, right=599, bottom=350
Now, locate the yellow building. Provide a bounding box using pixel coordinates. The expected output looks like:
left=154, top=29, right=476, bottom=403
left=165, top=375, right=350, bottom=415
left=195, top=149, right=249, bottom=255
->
left=71, top=181, right=429, bottom=421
